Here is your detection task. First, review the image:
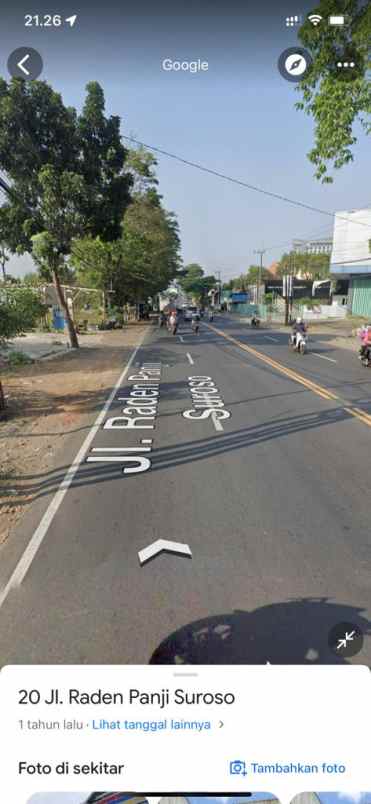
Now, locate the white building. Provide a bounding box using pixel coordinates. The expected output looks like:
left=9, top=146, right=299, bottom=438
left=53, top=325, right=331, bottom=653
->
left=293, top=237, right=332, bottom=255
left=330, top=208, right=371, bottom=317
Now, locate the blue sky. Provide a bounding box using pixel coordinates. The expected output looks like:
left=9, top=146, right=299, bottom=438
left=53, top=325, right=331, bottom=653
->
left=1, top=0, right=370, bottom=280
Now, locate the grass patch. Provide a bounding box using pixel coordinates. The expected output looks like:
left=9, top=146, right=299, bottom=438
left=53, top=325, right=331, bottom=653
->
left=6, top=351, right=34, bottom=368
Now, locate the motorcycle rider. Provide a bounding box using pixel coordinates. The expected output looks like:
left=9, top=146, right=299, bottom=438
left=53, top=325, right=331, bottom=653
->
left=191, top=310, right=201, bottom=334
left=169, top=310, right=178, bottom=334
left=359, top=324, right=371, bottom=364
left=291, top=317, right=307, bottom=348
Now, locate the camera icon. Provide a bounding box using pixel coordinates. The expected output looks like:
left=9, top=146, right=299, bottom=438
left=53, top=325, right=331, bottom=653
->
left=229, top=759, right=247, bottom=776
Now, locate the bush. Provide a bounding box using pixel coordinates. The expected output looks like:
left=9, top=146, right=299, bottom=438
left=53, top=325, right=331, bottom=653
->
left=6, top=351, right=33, bottom=367
left=297, top=296, right=317, bottom=309
left=0, top=289, right=47, bottom=344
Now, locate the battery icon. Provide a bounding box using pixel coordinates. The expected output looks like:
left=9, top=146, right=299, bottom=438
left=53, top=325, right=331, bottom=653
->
left=329, top=14, right=345, bottom=25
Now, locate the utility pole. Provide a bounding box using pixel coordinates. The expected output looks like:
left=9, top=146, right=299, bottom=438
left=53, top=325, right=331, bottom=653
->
left=216, top=269, right=222, bottom=307
left=253, top=249, right=266, bottom=306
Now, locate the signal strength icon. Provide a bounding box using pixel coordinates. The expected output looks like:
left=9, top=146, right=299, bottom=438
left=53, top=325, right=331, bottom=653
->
left=308, top=13, right=323, bottom=26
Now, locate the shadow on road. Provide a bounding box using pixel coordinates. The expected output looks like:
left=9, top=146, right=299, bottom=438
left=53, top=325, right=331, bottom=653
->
left=0, top=406, right=358, bottom=510
left=149, top=598, right=371, bottom=664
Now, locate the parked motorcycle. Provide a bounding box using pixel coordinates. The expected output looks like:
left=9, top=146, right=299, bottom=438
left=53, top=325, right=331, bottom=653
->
left=289, top=331, right=307, bottom=355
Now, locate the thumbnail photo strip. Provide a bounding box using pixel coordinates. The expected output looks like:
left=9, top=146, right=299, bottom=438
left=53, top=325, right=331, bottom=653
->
left=26, top=792, right=371, bottom=804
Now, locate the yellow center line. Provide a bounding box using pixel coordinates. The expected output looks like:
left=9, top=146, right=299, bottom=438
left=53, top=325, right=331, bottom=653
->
left=206, top=323, right=338, bottom=401
left=205, top=323, right=371, bottom=429
left=348, top=407, right=371, bottom=427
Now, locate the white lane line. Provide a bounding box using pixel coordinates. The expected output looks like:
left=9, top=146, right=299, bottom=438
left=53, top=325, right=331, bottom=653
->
left=178, top=335, right=184, bottom=342
left=264, top=335, right=279, bottom=342
left=211, top=412, right=224, bottom=432
left=0, top=329, right=149, bottom=608
left=312, top=352, right=337, bottom=364
left=186, top=352, right=194, bottom=365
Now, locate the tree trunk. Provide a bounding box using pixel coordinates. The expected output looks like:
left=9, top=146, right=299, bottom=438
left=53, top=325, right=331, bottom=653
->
left=52, top=268, right=79, bottom=349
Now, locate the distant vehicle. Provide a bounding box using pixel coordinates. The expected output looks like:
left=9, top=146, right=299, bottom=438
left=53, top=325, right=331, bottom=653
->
left=289, top=330, right=308, bottom=355
left=184, top=306, right=198, bottom=321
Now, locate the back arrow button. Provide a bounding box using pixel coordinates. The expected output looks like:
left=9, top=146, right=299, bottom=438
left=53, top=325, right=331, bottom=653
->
left=18, top=54, right=30, bottom=76
left=7, top=47, right=43, bottom=80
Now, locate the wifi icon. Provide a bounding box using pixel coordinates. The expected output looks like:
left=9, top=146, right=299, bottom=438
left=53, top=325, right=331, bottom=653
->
left=308, top=13, right=323, bottom=25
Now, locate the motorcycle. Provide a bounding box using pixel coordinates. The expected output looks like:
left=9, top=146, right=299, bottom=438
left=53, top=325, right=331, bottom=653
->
left=251, top=316, right=260, bottom=328
left=192, top=320, right=200, bottom=334
left=359, top=345, right=371, bottom=367
left=289, top=330, right=307, bottom=355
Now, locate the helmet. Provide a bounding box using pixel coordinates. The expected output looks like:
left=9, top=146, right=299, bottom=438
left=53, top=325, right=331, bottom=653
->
left=296, top=317, right=302, bottom=323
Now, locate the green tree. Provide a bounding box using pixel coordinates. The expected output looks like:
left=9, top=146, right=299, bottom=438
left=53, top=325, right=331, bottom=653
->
left=277, top=250, right=330, bottom=279
left=71, top=145, right=181, bottom=311
left=0, top=79, right=133, bottom=347
left=0, top=287, right=46, bottom=344
left=245, top=265, right=271, bottom=284
left=297, top=0, right=371, bottom=182
left=70, top=236, right=124, bottom=310
left=77, top=82, right=132, bottom=241
left=125, top=145, right=159, bottom=194
left=121, top=194, right=180, bottom=304
left=178, top=264, right=215, bottom=302
left=22, top=271, right=42, bottom=287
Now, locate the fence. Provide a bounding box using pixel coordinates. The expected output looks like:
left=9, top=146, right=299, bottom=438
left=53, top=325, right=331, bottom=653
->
left=230, top=300, right=348, bottom=323
left=229, top=302, right=285, bottom=323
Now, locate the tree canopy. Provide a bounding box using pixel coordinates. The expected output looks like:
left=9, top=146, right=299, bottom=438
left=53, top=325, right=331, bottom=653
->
left=178, top=264, right=217, bottom=303
left=297, top=0, right=371, bottom=181
left=0, top=287, right=46, bottom=344
left=0, top=79, right=134, bottom=346
left=70, top=146, right=181, bottom=306
left=277, top=250, right=330, bottom=279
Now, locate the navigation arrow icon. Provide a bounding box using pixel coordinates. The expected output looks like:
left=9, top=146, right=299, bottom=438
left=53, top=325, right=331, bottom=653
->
left=8, top=47, right=43, bottom=80
left=18, top=54, right=30, bottom=76
left=138, top=539, right=192, bottom=566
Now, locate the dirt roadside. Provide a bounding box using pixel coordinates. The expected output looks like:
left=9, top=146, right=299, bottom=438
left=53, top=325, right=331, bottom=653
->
left=0, top=326, right=149, bottom=548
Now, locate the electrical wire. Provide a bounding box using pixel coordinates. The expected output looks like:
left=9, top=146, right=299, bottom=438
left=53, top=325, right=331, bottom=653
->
left=123, top=135, right=371, bottom=230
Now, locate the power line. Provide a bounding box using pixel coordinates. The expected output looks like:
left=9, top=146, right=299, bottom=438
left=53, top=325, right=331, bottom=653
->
left=123, top=135, right=371, bottom=230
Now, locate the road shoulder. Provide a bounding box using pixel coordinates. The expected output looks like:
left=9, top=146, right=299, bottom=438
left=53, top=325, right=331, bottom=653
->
left=0, top=326, right=150, bottom=551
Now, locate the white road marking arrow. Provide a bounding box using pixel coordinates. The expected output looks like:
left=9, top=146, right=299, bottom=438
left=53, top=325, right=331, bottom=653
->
left=138, top=539, right=192, bottom=566
left=18, top=54, right=30, bottom=76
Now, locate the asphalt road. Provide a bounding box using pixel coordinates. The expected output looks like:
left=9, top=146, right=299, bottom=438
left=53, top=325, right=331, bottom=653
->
left=0, top=315, right=370, bottom=665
